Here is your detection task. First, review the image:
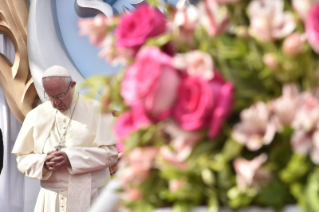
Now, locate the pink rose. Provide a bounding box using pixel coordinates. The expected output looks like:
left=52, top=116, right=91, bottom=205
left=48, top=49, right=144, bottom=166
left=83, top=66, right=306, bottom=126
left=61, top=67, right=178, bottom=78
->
left=306, top=4, right=319, bottom=53
left=115, top=5, right=166, bottom=50
left=121, top=47, right=180, bottom=120
left=173, top=73, right=233, bottom=138
left=114, top=105, right=151, bottom=151
left=198, top=0, right=230, bottom=37
left=292, top=0, right=319, bottom=21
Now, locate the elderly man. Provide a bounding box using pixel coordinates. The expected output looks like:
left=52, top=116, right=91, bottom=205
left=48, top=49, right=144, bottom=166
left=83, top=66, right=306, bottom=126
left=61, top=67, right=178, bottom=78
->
left=12, top=65, right=118, bottom=212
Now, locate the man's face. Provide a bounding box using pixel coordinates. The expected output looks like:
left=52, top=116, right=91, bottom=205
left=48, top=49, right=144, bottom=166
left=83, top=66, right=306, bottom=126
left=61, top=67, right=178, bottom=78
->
left=43, top=77, right=76, bottom=112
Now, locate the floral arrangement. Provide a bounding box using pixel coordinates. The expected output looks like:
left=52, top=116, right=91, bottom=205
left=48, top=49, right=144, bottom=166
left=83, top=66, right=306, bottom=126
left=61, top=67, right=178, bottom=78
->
left=79, top=0, right=319, bottom=211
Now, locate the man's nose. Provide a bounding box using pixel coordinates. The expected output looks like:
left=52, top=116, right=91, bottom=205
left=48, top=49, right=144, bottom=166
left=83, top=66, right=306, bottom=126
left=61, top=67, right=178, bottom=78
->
left=52, top=97, right=61, bottom=104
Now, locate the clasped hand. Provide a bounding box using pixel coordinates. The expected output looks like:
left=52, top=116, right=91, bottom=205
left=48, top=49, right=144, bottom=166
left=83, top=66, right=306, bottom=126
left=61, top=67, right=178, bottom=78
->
left=44, top=149, right=71, bottom=171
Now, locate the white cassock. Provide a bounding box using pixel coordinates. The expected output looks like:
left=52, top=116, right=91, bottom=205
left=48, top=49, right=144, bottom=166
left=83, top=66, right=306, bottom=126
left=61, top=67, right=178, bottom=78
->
left=12, top=95, right=118, bottom=212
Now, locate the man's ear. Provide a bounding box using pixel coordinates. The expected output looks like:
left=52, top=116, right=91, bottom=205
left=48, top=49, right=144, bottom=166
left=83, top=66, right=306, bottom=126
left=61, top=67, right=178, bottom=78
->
left=71, top=81, right=76, bottom=88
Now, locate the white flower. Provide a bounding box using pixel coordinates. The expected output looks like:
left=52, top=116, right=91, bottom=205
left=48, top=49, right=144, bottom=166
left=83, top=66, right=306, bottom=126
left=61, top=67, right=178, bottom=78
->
left=234, top=154, right=268, bottom=191
left=173, top=51, right=214, bottom=80
left=232, top=102, right=276, bottom=151
left=248, top=0, right=296, bottom=41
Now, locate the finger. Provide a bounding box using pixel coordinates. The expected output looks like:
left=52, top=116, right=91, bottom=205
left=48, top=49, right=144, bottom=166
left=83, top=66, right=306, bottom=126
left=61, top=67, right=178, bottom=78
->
left=50, top=156, right=64, bottom=162
left=45, top=161, right=57, bottom=167
left=45, top=155, right=55, bottom=162
left=53, top=160, right=67, bottom=168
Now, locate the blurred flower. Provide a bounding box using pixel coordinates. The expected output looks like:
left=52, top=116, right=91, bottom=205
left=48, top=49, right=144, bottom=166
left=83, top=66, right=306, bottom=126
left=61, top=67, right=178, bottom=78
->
left=290, top=129, right=319, bottom=164
left=292, top=91, right=319, bottom=131
left=169, top=179, right=187, bottom=192
left=164, top=121, right=202, bottom=160
left=120, top=147, right=159, bottom=186
left=172, top=2, right=200, bottom=44
left=115, top=5, right=166, bottom=51
left=114, top=105, right=151, bottom=149
left=121, top=47, right=180, bottom=120
left=233, top=154, right=268, bottom=191
left=173, top=51, right=214, bottom=80
left=128, top=147, right=159, bottom=170
left=211, top=0, right=241, bottom=4
left=174, top=1, right=200, bottom=30
left=99, top=44, right=134, bottom=66
left=291, top=130, right=313, bottom=156
left=78, top=14, right=114, bottom=47
left=248, top=0, right=296, bottom=41
left=269, top=84, right=300, bottom=129
left=283, top=33, right=306, bottom=56
left=173, top=73, right=233, bottom=138
left=292, top=0, right=319, bottom=21
left=159, top=146, right=188, bottom=169
left=232, top=102, right=276, bottom=151
left=127, top=188, right=143, bottom=201
left=306, top=4, right=319, bottom=53
left=198, top=0, right=230, bottom=37
left=263, top=53, right=278, bottom=69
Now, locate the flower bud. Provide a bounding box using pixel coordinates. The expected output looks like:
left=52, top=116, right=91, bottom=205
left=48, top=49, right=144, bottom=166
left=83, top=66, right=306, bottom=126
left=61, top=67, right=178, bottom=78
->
left=263, top=54, right=278, bottom=69
left=283, top=33, right=305, bottom=56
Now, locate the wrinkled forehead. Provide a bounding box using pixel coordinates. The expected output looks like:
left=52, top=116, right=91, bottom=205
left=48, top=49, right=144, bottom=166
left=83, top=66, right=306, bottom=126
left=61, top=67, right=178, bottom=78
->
left=42, top=77, right=68, bottom=88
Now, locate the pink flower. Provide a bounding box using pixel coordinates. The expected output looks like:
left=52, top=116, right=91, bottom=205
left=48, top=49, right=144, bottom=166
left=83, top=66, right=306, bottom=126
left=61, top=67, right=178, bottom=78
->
left=232, top=102, right=276, bottom=151
left=306, top=4, right=319, bottom=53
left=169, top=179, right=186, bottom=192
left=120, top=147, right=159, bottom=186
left=172, top=1, right=200, bottom=44
left=173, top=51, right=214, bottom=80
left=174, top=2, right=200, bottom=30
left=159, top=146, right=188, bottom=169
left=263, top=54, right=278, bottom=69
left=292, top=91, right=319, bottom=132
left=290, top=129, right=319, bottom=164
left=211, top=0, right=241, bottom=4
left=173, top=73, right=233, bottom=138
left=283, top=33, right=306, bottom=56
left=78, top=14, right=114, bottom=47
left=121, top=47, right=180, bottom=120
left=115, top=5, right=166, bottom=50
left=114, top=105, right=151, bottom=148
left=233, top=154, right=268, bottom=191
left=292, top=0, right=319, bottom=21
left=99, top=44, right=134, bottom=66
left=198, top=0, right=230, bottom=37
left=164, top=121, right=202, bottom=160
left=248, top=0, right=296, bottom=41
left=269, top=84, right=300, bottom=129
left=127, top=147, right=159, bottom=170
left=291, top=130, right=313, bottom=156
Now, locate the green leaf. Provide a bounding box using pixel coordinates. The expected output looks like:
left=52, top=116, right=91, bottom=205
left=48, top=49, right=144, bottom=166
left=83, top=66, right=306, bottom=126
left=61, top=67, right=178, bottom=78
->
left=280, top=153, right=311, bottom=183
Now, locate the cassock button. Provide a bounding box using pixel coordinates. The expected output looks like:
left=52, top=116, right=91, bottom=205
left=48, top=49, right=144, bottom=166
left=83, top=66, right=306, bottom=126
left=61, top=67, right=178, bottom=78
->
left=63, top=127, right=66, bottom=129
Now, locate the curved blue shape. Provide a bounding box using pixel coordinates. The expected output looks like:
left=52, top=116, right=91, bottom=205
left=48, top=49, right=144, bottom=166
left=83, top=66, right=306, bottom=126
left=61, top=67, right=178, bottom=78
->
left=56, top=0, right=120, bottom=79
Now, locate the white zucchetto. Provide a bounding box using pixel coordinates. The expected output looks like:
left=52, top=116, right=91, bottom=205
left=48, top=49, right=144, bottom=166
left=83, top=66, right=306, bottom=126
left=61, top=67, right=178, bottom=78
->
left=42, top=65, right=71, bottom=78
